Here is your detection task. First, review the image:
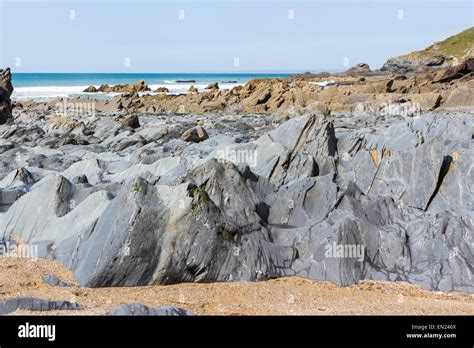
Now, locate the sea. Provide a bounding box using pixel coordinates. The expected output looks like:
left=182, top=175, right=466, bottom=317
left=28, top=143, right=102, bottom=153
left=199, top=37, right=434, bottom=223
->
left=11, top=73, right=296, bottom=101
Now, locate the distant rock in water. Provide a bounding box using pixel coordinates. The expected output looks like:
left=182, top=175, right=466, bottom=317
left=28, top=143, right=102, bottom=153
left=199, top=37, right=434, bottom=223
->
left=346, top=63, right=371, bottom=73
left=83, top=85, right=98, bottom=93
left=176, top=80, right=196, bottom=83
left=205, top=82, right=219, bottom=90
left=85, top=80, right=151, bottom=93
left=0, top=67, right=13, bottom=125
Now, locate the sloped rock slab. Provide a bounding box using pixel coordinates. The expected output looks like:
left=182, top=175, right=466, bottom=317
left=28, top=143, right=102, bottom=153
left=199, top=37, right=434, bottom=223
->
left=0, top=298, right=83, bottom=315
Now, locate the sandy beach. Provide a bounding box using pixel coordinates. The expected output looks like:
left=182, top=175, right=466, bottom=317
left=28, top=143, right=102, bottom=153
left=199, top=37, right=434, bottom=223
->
left=1, top=258, right=473, bottom=316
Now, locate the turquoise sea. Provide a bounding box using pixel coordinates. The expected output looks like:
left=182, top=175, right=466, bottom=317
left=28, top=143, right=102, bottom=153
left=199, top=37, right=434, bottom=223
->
left=11, top=72, right=296, bottom=100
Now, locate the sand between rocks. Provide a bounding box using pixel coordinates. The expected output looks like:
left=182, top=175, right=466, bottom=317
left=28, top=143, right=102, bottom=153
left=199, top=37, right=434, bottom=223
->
left=0, top=258, right=473, bottom=316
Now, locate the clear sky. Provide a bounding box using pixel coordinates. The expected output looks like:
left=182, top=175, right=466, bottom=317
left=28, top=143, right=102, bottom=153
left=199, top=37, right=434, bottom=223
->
left=0, top=0, right=472, bottom=73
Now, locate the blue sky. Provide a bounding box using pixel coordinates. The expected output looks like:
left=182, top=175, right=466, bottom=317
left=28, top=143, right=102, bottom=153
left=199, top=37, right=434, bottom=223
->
left=0, top=0, right=472, bottom=72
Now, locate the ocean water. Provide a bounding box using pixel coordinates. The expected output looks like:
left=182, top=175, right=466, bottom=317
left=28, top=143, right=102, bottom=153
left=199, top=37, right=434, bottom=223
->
left=11, top=73, right=294, bottom=100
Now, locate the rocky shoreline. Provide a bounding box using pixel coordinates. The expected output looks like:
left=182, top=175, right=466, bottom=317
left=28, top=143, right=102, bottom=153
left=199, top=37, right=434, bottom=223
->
left=0, top=29, right=473, bottom=315
left=8, top=55, right=472, bottom=123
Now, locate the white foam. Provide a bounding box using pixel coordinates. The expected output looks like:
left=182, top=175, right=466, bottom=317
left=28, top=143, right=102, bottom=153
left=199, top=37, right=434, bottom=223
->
left=12, top=86, right=91, bottom=100
left=309, top=80, right=336, bottom=88
left=148, top=83, right=240, bottom=95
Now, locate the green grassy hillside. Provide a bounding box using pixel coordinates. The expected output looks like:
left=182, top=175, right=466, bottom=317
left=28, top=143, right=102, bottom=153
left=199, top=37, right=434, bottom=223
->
left=403, top=27, right=474, bottom=60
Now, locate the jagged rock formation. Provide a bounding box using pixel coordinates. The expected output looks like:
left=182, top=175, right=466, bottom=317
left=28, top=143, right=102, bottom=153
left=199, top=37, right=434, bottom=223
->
left=84, top=80, right=150, bottom=93
left=381, top=55, right=452, bottom=75
left=346, top=63, right=371, bottom=74
left=67, top=57, right=472, bottom=117
left=0, top=68, right=13, bottom=125
left=0, top=110, right=472, bottom=292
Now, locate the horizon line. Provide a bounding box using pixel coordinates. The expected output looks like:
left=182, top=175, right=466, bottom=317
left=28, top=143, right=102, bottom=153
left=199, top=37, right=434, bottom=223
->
left=10, top=69, right=343, bottom=75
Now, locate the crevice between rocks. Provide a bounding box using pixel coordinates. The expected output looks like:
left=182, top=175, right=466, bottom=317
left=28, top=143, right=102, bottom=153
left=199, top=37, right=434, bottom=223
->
left=425, top=155, right=453, bottom=211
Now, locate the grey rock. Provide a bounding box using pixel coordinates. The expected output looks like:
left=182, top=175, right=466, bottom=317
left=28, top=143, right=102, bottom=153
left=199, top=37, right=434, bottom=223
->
left=292, top=114, right=337, bottom=157
left=119, top=114, right=140, bottom=129
left=269, top=151, right=317, bottom=187
left=0, top=298, right=83, bottom=314
left=381, top=55, right=449, bottom=74
left=42, top=274, right=73, bottom=287
left=1, top=110, right=472, bottom=293
left=109, top=303, right=194, bottom=316
left=181, top=125, right=209, bottom=143
left=268, top=114, right=337, bottom=187
left=369, top=139, right=445, bottom=210
left=346, top=63, right=371, bottom=74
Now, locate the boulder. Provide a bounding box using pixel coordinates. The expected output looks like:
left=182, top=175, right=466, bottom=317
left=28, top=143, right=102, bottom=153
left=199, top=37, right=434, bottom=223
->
left=119, top=114, right=140, bottom=129
left=83, top=86, right=98, bottom=93
left=42, top=274, right=73, bottom=287
left=440, top=81, right=474, bottom=111
left=409, top=92, right=441, bottom=111
left=181, top=125, right=209, bottom=142
left=155, top=87, right=169, bottom=93
left=433, top=58, right=474, bottom=83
